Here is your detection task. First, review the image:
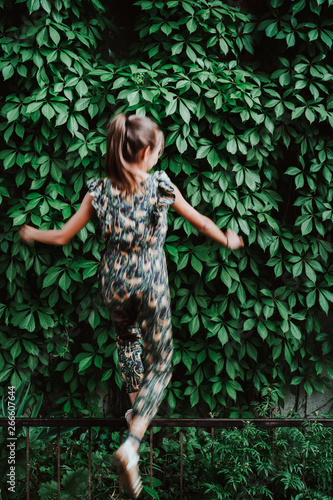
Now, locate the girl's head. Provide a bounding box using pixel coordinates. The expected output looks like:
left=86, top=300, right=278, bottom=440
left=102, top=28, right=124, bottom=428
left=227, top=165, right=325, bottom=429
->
left=105, top=113, right=164, bottom=193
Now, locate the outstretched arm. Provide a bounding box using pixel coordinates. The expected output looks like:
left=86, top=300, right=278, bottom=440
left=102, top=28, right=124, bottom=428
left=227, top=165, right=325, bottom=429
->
left=172, top=185, right=243, bottom=249
left=20, top=192, right=95, bottom=246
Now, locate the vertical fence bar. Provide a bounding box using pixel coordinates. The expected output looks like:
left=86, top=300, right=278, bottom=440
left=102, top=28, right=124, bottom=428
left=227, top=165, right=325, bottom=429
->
left=119, top=430, right=122, bottom=500
left=211, top=427, right=214, bottom=467
left=26, top=426, right=30, bottom=500
left=57, top=427, right=61, bottom=500
left=271, top=428, right=275, bottom=500
left=88, top=427, right=92, bottom=500
left=150, top=428, right=153, bottom=488
left=302, top=427, right=305, bottom=500
left=180, top=429, right=183, bottom=500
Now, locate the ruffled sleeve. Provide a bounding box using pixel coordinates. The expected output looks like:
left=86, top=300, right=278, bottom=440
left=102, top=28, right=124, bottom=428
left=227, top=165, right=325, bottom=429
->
left=151, top=171, right=175, bottom=230
left=154, top=171, right=175, bottom=207
left=87, top=178, right=107, bottom=216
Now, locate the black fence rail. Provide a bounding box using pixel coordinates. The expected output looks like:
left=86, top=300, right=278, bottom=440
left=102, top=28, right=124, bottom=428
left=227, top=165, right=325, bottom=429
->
left=1, top=417, right=333, bottom=499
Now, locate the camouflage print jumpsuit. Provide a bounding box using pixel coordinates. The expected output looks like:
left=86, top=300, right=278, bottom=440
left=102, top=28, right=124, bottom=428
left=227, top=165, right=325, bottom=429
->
left=87, top=171, right=175, bottom=423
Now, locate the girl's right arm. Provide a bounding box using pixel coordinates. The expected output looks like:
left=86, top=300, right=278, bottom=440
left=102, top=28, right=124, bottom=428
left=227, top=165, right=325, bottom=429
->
left=172, top=185, right=244, bottom=250
left=20, top=192, right=95, bottom=246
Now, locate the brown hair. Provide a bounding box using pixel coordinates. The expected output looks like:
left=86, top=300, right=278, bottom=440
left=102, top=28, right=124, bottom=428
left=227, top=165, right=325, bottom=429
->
left=104, top=113, right=164, bottom=194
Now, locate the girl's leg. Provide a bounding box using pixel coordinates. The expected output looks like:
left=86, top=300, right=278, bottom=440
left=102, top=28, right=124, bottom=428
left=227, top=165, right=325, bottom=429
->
left=112, top=283, right=172, bottom=499
left=125, top=392, right=137, bottom=427
left=127, top=287, right=173, bottom=451
left=116, top=325, right=144, bottom=396
left=129, top=392, right=138, bottom=405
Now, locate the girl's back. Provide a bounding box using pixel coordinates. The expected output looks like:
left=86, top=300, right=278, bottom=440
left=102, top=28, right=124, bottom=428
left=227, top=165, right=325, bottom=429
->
left=88, top=169, right=175, bottom=302
left=88, top=170, right=174, bottom=253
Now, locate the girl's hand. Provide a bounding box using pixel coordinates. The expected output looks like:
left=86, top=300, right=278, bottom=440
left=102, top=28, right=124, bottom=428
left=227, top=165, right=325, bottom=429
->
left=226, top=229, right=244, bottom=250
left=19, top=225, right=35, bottom=245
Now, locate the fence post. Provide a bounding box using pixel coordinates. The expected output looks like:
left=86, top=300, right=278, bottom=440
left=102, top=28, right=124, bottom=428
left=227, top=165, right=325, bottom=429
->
left=57, top=427, right=61, bottom=500
left=180, top=429, right=183, bottom=500
left=150, top=428, right=153, bottom=488
left=88, top=427, right=92, bottom=499
left=211, top=427, right=214, bottom=467
left=26, top=426, right=30, bottom=500
left=302, top=427, right=305, bottom=500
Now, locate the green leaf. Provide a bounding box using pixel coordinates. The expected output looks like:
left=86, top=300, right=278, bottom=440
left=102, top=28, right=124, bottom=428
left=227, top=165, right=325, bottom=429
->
left=7, top=107, right=20, bottom=122
left=218, top=327, right=228, bottom=346
left=197, top=349, right=206, bottom=364
left=94, top=355, right=103, bottom=369
left=101, top=369, right=113, bottom=381
left=26, top=102, right=43, bottom=113
left=179, top=101, right=191, bottom=124
left=171, top=42, right=184, bottom=55
left=304, top=380, right=313, bottom=396
left=305, top=263, right=316, bottom=282
left=319, top=291, right=329, bottom=314
left=257, top=322, right=268, bottom=340
left=186, top=18, right=197, bottom=33
left=3, top=65, right=14, bottom=80
left=292, top=107, right=305, bottom=120
left=291, top=376, right=304, bottom=385
left=49, top=26, right=60, bottom=45
left=10, top=341, right=21, bottom=360
left=27, top=0, right=40, bottom=14
left=21, top=313, right=36, bottom=332
left=190, top=388, right=199, bottom=407
left=42, top=103, right=55, bottom=120
left=225, top=381, right=237, bottom=401
left=187, top=295, right=197, bottom=315
left=306, top=290, right=316, bottom=308
left=74, top=98, right=90, bottom=112
left=276, top=301, right=289, bottom=321
left=301, top=217, right=313, bottom=236
left=76, top=80, right=88, bottom=97
left=226, top=360, right=236, bottom=379
left=191, top=255, right=203, bottom=275
left=43, top=270, right=61, bottom=288
left=305, top=108, right=315, bottom=123
left=59, top=272, right=71, bottom=291
left=226, top=138, right=237, bottom=155
left=142, top=486, right=160, bottom=499
left=290, top=321, right=301, bottom=341
left=37, top=311, right=54, bottom=329
left=0, top=369, right=12, bottom=383
left=78, top=355, right=93, bottom=372
left=36, top=27, right=48, bottom=46
left=212, top=381, right=222, bottom=395
left=41, top=0, right=51, bottom=13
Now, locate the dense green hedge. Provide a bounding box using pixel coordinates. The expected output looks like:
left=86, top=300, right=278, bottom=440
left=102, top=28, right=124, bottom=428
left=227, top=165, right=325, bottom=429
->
left=1, top=0, right=333, bottom=417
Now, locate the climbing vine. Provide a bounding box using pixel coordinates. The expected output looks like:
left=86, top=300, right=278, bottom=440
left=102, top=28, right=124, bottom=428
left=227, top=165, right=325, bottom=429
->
left=0, top=0, right=333, bottom=417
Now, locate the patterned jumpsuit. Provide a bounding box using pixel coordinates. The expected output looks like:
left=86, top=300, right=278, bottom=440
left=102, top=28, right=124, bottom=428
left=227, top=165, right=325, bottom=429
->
left=87, top=171, right=175, bottom=423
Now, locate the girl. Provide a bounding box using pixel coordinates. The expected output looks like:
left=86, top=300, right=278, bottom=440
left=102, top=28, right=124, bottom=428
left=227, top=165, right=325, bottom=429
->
left=20, top=112, right=244, bottom=498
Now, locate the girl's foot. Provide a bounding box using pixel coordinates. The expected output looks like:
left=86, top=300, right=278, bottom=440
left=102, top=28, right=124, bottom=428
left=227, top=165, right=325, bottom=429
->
left=113, top=439, right=142, bottom=499
left=125, top=409, right=133, bottom=428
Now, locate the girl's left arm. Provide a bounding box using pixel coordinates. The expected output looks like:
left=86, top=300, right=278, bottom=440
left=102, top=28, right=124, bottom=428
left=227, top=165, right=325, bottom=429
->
left=172, top=184, right=243, bottom=249
left=20, top=192, right=95, bottom=246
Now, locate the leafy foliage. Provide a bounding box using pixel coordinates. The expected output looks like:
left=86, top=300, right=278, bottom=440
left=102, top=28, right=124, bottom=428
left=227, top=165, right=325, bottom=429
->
left=0, top=0, right=333, bottom=416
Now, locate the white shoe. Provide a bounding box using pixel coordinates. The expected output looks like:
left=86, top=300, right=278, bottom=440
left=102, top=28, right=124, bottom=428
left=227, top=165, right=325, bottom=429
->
left=113, top=439, right=142, bottom=499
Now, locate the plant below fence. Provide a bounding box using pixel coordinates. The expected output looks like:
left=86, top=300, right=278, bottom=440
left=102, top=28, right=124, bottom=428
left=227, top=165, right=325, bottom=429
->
left=0, top=419, right=332, bottom=499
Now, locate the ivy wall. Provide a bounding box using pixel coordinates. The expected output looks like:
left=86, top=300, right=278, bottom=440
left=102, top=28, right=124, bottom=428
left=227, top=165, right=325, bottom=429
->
left=1, top=0, right=333, bottom=418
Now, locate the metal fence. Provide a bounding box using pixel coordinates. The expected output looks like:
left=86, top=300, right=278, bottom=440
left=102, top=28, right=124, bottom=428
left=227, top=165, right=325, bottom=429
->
left=1, top=417, right=333, bottom=499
